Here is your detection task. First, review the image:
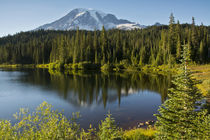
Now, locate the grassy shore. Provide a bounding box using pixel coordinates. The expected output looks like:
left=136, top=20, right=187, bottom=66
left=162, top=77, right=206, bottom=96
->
left=0, top=63, right=176, bottom=73
left=0, top=64, right=36, bottom=68
left=0, top=63, right=209, bottom=97
left=189, top=64, right=210, bottom=97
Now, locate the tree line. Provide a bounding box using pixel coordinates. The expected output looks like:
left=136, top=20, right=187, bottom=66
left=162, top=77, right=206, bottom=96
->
left=0, top=14, right=209, bottom=66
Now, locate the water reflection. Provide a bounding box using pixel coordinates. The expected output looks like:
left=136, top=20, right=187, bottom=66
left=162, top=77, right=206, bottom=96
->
left=0, top=68, right=172, bottom=129
left=18, top=69, right=171, bottom=108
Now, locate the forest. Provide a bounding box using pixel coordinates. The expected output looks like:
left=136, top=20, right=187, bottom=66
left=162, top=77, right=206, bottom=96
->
left=0, top=15, right=209, bottom=69
left=0, top=14, right=209, bottom=139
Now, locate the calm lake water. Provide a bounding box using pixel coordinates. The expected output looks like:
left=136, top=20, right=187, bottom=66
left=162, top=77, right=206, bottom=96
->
left=0, top=68, right=171, bottom=129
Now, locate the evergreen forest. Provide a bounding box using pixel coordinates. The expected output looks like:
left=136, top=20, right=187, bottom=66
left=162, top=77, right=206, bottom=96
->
left=0, top=15, right=209, bottom=68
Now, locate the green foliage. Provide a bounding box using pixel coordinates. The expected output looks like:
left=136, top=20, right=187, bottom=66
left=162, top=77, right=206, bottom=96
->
left=49, top=61, right=64, bottom=70
left=97, top=113, right=123, bottom=140
left=0, top=102, right=156, bottom=140
left=123, top=127, right=156, bottom=140
left=155, top=45, right=210, bottom=139
left=101, top=63, right=114, bottom=71
left=0, top=101, right=86, bottom=140
left=49, top=61, right=101, bottom=71
left=113, top=64, right=125, bottom=71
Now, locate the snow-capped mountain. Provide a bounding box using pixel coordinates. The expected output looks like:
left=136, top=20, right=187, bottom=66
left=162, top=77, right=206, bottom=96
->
left=37, top=8, right=145, bottom=30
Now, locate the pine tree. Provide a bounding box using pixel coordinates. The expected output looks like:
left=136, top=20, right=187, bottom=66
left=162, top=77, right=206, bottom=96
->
left=155, top=44, right=209, bottom=139
left=149, top=47, right=156, bottom=66
left=168, top=13, right=176, bottom=54
left=160, top=31, right=167, bottom=64
left=199, top=41, right=204, bottom=63
left=73, top=28, right=80, bottom=63
left=176, top=35, right=181, bottom=60
left=187, top=31, right=192, bottom=62
left=100, top=26, right=107, bottom=64
left=139, top=46, right=146, bottom=66
left=94, top=30, right=99, bottom=63
left=169, top=13, right=175, bottom=33
left=155, top=50, right=163, bottom=66
left=80, top=34, right=86, bottom=61
left=175, top=20, right=181, bottom=61
left=58, top=35, right=65, bottom=63
left=175, top=20, right=181, bottom=37
left=116, top=30, right=122, bottom=63
left=191, top=17, right=199, bottom=61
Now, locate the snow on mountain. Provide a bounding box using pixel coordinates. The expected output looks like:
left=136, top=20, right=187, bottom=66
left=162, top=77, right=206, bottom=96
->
left=117, top=23, right=142, bottom=30
left=36, top=8, right=146, bottom=31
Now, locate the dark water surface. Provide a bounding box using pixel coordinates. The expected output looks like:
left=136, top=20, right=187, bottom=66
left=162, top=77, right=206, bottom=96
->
left=0, top=68, right=171, bottom=129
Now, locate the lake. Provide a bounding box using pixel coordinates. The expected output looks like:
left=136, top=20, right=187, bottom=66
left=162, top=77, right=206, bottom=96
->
left=0, top=68, right=171, bottom=129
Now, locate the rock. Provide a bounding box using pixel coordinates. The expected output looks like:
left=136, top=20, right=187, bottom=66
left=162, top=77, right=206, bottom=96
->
left=138, top=122, right=144, bottom=128
left=145, top=121, right=150, bottom=125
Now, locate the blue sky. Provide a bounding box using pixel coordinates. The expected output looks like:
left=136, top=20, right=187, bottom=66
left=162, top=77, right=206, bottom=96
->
left=0, top=0, right=209, bottom=37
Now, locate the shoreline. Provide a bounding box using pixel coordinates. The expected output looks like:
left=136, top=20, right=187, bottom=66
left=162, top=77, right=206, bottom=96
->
left=0, top=63, right=176, bottom=74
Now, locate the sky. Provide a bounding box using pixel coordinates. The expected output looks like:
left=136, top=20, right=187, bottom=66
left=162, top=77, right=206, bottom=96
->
left=0, top=0, right=210, bottom=37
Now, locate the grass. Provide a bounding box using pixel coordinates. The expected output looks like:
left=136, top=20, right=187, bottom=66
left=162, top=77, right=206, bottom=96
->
left=123, top=127, right=156, bottom=140
left=0, top=64, right=20, bottom=68
left=189, top=64, right=210, bottom=97
left=0, top=64, right=36, bottom=68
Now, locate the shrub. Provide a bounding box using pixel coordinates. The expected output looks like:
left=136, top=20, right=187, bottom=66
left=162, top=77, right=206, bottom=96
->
left=0, top=102, right=87, bottom=140
left=101, top=64, right=114, bottom=71
left=64, top=63, right=73, bottom=69
left=123, top=127, right=156, bottom=140
left=113, top=64, right=125, bottom=71
left=0, top=102, right=158, bottom=140
left=72, top=63, right=79, bottom=70
left=120, top=60, right=130, bottom=68
left=97, top=113, right=123, bottom=140
left=49, top=61, right=64, bottom=70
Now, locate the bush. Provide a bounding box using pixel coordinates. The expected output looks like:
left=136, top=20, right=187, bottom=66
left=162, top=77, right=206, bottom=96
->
left=49, top=61, right=64, bottom=70
left=113, top=64, right=125, bottom=71
left=0, top=102, right=157, bottom=140
left=64, top=64, right=73, bottom=69
left=123, top=128, right=156, bottom=140
left=97, top=113, right=123, bottom=140
left=0, top=102, right=88, bottom=140
left=101, top=64, right=114, bottom=71
left=120, top=60, right=130, bottom=68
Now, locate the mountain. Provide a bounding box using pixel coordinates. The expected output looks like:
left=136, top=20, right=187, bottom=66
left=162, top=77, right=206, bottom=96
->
left=36, top=8, right=146, bottom=31
left=153, top=22, right=162, bottom=26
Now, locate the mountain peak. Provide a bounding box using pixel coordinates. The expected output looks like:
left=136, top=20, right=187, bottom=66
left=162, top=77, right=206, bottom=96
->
left=37, top=8, right=145, bottom=31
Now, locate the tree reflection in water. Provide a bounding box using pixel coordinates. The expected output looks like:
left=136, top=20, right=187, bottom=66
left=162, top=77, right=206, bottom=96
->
left=19, top=69, right=171, bottom=108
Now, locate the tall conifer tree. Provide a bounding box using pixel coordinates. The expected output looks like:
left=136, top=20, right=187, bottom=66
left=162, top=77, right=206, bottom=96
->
left=155, top=44, right=209, bottom=139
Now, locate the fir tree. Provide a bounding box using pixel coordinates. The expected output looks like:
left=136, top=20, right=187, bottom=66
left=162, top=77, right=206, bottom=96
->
left=168, top=13, right=176, bottom=54
left=176, top=35, right=181, bottom=60
left=139, top=46, right=146, bottom=66
left=155, top=44, right=209, bottom=139
left=199, top=41, right=204, bottom=63
left=73, top=28, right=80, bottom=63
left=94, top=30, right=99, bottom=63
left=191, top=17, right=199, bottom=61
left=101, top=26, right=107, bottom=64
